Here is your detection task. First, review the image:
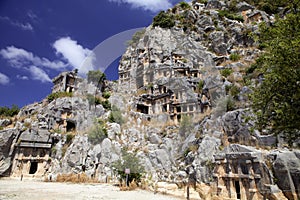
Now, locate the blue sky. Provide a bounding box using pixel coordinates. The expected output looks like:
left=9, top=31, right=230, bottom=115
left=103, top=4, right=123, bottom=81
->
left=0, top=0, right=185, bottom=107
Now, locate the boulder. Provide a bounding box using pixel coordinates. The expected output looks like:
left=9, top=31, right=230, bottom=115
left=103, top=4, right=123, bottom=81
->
left=237, top=2, right=255, bottom=12
left=205, top=0, right=226, bottom=10
left=273, top=151, right=300, bottom=200
left=154, top=149, right=172, bottom=172
left=107, top=123, right=121, bottom=140
left=0, top=119, right=12, bottom=127
left=61, top=135, right=91, bottom=173
left=0, top=129, right=18, bottom=176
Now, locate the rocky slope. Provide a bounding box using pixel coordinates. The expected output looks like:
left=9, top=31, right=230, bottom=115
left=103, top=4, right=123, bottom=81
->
left=0, top=1, right=299, bottom=200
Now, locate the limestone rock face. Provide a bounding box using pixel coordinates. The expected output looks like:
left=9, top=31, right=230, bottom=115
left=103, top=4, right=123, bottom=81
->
left=0, top=129, right=18, bottom=176
left=0, top=119, right=12, bottom=127
left=1, top=1, right=299, bottom=200
left=273, top=151, right=300, bottom=200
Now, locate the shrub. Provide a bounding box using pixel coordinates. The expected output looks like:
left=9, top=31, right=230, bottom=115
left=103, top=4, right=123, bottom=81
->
left=246, top=63, right=258, bottom=75
left=179, top=2, right=191, bottom=10
left=226, top=96, right=236, bottom=111
left=126, top=29, right=146, bottom=47
left=218, top=10, right=244, bottom=22
left=225, top=84, right=232, bottom=95
left=101, top=100, right=111, bottom=110
left=102, top=91, right=111, bottom=99
left=220, top=68, right=233, bottom=77
left=153, top=11, right=175, bottom=29
left=229, top=85, right=240, bottom=100
left=179, top=114, right=193, bottom=137
left=66, top=133, right=75, bottom=145
left=86, top=94, right=101, bottom=105
left=47, top=92, right=73, bottom=102
left=197, top=80, right=205, bottom=92
left=51, top=147, right=57, bottom=156
left=87, top=120, right=108, bottom=145
left=108, top=105, right=124, bottom=125
left=0, top=104, right=20, bottom=117
left=229, top=53, right=241, bottom=61
left=87, top=70, right=106, bottom=86
left=112, top=149, right=145, bottom=185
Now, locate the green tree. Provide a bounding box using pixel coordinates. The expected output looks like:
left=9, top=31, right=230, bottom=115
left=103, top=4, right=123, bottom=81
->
left=179, top=2, right=191, bottom=10
left=153, top=11, right=175, bottom=29
left=108, top=105, right=124, bottom=124
left=251, top=10, right=300, bottom=146
left=87, top=120, right=108, bottom=145
left=197, top=80, right=204, bottom=93
left=0, top=105, right=20, bottom=117
left=86, top=94, right=101, bottom=105
left=112, top=149, right=145, bottom=185
left=87, top=70, right=106, bottom=88
left=126, top=29, right=146, bottom=47
left=179, top=114, right=193, bottom=137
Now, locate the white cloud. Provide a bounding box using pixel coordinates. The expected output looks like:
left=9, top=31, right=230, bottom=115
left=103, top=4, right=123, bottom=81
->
left=28, top=66, right=51, bottom=83
left=0, top=46, right=68, bottom=83
left=0, top=16, right=33, bottom=31
left=27, top=10, right=39, bottom=23
left=53, top=37, right=95, bottom=75
left=0, top=72, right=10, bottom=85
left=0, top=46, right=67, bottom=70
left=108, top=0, right=172, bottom=12
left=16, top=75, right=29, bottom=80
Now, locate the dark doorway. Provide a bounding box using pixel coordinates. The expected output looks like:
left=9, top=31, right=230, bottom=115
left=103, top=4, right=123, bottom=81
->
left=137, top=104, right=149, bottom=114
left=29, top=161, right=38, bottom=174
left=235, top=180, right=241, bottom=199
left=177, top=114, right=181, bottom=121
left=66, top=120, right=76, bottom=132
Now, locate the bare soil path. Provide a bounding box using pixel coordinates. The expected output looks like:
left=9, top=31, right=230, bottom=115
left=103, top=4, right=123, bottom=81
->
left=0, top=179, right=182, bottom=200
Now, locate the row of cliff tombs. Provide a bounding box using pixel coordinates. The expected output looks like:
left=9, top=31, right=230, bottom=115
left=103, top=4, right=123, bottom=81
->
left=0, top=1, right=300, bottom=200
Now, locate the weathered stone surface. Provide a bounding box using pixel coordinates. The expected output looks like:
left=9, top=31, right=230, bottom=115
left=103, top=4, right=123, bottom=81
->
left=0, top=119, right=11, bottom=127
left=273, top=151, right=300, bottom=200
left=0, top=2, right=293, bottom=200
left=61, top=135, right=91, bottom=173
left=237, top=1, right=255, bottom=11
left=0, top=129, right=18, bottom=176
left=205, top=0, right=226, bottom=10
left=148, top=132, right=162, bottom=144
left=209, top=31, right=229, bottom=55
left=107, top=123, right=121, bottom=140
left=154, top=149, right=173, bottom=172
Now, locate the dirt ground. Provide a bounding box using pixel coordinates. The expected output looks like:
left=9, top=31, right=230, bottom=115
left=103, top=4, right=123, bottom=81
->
left=0, top=179, right=182, bottom=200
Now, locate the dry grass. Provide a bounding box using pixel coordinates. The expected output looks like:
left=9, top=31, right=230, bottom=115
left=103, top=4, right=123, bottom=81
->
left=55, top=173, right=98, bottom=183
left=119, top=180, right=138, bottom=191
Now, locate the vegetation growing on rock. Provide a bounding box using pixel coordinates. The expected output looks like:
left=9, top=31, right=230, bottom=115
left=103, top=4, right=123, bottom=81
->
left=47, top=92, right=73, bottom=102
left=108, top=105, right=124, bottom=125
left=112, top=149, right=145, bottom=185
left=87, top=70, right=106, bottom=86
left=153, top=11, right=175, bottom=29
left=87, top=120, right=108, bottom=145
left=0, top=105, right=19, bottom=117
left=251, top=5, right=300, bottom=146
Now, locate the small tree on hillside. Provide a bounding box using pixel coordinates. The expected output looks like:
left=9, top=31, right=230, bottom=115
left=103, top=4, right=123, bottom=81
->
left=112, top=149, right=145, bottom=186
left=108, top=105, right=124, bottom=125
left=179, top=114, right=193, bottom=137
left=87, top=70, right=106, bottom=91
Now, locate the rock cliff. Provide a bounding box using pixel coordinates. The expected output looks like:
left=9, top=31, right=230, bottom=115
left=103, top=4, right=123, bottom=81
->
left=0, top=1, right=299, bottom=200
